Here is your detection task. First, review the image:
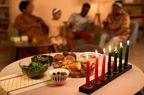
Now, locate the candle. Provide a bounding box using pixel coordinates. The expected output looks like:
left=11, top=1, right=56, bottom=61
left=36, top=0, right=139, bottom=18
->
left=124, top=40, right=130, bottom=68
left=111, top=61, right=114, bottom=71
left=101, top=48, right=106, bottom=81
left=113, top=46, right=118, bottom=74
left=85, top=53, right=90, bottom=88
left=94, top=50, right=99, bottom=84
left=107, top=46, right=111, bottom=77
left=119, top=43, right=123, bottom=71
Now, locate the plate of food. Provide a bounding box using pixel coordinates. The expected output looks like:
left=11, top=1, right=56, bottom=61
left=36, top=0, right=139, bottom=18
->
left=51, top=52, right=94, bottom=78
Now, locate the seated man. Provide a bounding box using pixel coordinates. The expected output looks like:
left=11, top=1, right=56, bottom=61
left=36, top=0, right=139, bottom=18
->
left=66, top=3, right=95, bottom=50
left=99, top=1, right=130, bottom=52
left=14, top=1, right=49, bottom=44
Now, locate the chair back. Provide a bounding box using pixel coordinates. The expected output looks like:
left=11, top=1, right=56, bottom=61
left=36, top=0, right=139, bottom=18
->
left=71, top=44, right=103, bottom=54
left=129, top=21, right=139, bottom=44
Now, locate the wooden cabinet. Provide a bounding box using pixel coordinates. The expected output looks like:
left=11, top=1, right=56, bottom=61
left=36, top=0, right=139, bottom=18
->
left=123, top=3, right=144, bottom=28
left=0, top=0, right=9, bottom=41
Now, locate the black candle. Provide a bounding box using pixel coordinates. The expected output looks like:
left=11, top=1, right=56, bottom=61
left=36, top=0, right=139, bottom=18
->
left=124, top=40, right=130, bottom=68
left=107, top=46, right=111, bottom=77
left=113, top=47, right=118, bottom=74
left=119, top=43, right=123, bottom=71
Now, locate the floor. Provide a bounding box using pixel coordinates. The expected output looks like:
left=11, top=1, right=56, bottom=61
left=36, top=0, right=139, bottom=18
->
left=129, top=41, right=144, bottom=72
left=0, top=41, right=16, bottom=71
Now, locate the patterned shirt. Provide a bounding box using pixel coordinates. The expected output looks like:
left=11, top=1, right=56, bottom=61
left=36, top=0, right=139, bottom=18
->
left=14, top=13, right=49, bottom=43
left=104, top=9, right=130, bottom=40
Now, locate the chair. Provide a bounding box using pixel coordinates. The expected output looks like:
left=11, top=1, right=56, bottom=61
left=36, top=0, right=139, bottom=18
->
left=71, top=44, right=103, bottom=54
left=64, top=21, right=98, bottom=47
left=129, top=21, right=139, bottom=44
left=122, top=21, right=139, bottom=45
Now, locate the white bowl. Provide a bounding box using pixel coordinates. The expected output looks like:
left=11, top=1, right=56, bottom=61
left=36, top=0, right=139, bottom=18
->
left=49, top=68, right=69, bottom=85
left=78, top=52, right=102, bottom=63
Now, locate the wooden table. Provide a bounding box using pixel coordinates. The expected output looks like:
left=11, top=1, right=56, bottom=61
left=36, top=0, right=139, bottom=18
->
left=14, top=42, right=53, bottom=60
left=0, top=53, right=144, bottom=95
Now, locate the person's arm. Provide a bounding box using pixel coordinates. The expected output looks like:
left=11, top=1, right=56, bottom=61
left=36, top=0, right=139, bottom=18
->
left=67, top=14, right=76, bottom=30
left=93, top=13, right=102, bottom=27
left=86, top=16, right=96, bottom=32
left=29, top=15, right=49, bottom=34
left=112, top=14, right=130, bottom=37
left=35, top=16, right=47, bottom=27
left=14, top=16, right=40, bottom=32
left=39, top=19, right=49, bottom=34
left=102, top=14, right=112, bottom=33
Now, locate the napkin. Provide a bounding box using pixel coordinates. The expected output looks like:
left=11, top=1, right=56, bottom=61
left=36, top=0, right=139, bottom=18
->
left=0, top=73, right=51, bottom=95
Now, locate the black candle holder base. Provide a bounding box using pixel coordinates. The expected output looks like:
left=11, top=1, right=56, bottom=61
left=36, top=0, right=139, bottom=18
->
left=79, top=65, right=132, bottom=94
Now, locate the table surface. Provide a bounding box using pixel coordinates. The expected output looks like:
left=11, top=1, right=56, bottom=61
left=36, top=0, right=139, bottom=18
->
left=0, top=53, right=144, bottom=95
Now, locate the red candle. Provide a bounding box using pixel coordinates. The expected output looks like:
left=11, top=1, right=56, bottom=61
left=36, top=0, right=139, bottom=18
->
left=111, top=61, right=114, bottom=71
left=101, top=48, right=106, bottom=81
left=94, top=50, right=99, bottom=84
left=85, top=53, right=90, bottom=88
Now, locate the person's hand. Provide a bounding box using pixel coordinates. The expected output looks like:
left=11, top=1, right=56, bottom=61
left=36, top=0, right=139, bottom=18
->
left=105, top=35, right=111, bottom=43
left=105, top=33, right=113, bottom=43
left=69, top=22, right=75, bottom=28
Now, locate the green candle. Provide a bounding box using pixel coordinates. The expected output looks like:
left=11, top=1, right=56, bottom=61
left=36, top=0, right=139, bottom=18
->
left=124, top=40, right=130, bottom=68
left=113, top=46, right=118, bottom=74
left=107, top=46, right=111, bottom=77
left=119, top=43, right=123, bottom=71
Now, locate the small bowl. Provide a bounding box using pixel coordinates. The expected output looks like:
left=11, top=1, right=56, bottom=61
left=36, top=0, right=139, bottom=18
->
left=49, top=68, right=69, bottom=85
left=78, top=52, right=102, bottom=63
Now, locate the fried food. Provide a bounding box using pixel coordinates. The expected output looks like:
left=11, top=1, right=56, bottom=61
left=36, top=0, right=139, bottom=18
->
left=64, top=55, right=76, bottom=61
left=53, top=54, right=65, bottom=61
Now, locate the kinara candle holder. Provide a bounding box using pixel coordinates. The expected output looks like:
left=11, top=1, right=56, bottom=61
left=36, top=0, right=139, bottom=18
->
left=79, top=64, right=132, bottom=94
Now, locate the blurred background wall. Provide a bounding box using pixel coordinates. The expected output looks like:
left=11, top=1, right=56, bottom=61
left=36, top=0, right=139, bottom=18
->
left=9, top=0, right=115, bottom=25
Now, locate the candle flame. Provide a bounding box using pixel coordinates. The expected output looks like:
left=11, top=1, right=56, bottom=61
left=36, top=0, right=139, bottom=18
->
left=95, top=50, right=98, bottom=58
left=115, top=46, right=117, bottom=52
left=127, top=40, right=130, bottom=45
left=85, top=53, right=89, bottom=61
left=103, top=48, right=105, bottom=54
left=120, top=42, right=123, bottom=47
left=109, top=46, right=111, bottom=52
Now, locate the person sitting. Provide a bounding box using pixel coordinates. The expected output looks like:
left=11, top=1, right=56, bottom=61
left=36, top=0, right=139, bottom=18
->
left=99, top=1, right=130, bottom=53
left=66, top=3, right=95, bottom=51
left=14, top=0, right=49, bottom=44
left=48, top=8, right=67, bottom=52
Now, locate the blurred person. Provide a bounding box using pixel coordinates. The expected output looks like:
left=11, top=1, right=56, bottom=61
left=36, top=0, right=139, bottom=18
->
left=99, top=1, right=130, bottom=53
left=14, top=0, right=49, bottom=44
left=66, top=3, right=95, bottom=50
left=48, top=8, right=67, bottom=52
